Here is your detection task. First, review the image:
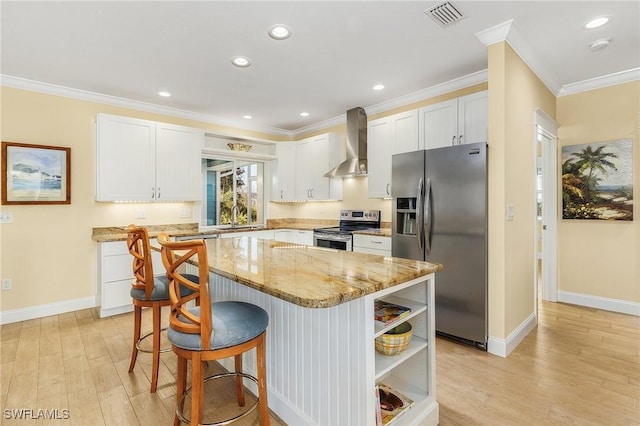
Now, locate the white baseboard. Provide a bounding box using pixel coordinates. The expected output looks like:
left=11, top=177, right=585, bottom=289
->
left=0, top=296, right=96, bottom=325
left=487, top=312, right=537, bottom=358
left=558, top=291, right=640, bottom=316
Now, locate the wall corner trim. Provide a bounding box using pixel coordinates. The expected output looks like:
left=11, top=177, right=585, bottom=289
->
left=0, top=296, right=96, bottom=325
left=487, top=312, right=537, bottom=358
left=474, top=19, right=560, bottom=95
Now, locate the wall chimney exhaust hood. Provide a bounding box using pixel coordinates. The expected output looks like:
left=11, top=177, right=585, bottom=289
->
left=324, top=107, right=367, bottom=178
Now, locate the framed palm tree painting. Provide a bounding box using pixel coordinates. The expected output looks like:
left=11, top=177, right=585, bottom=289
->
left=562, top=138, right=633, bottom=221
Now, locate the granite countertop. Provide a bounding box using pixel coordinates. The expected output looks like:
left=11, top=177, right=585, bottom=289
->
left=153, top=237, right=441, bottom=308
left=92, top=220, right=392, bottom=242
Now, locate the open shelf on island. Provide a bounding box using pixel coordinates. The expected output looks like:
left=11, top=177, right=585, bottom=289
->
left=374, top=295, right=427, bottom=337
left=375, top=335, right=428, bottom=379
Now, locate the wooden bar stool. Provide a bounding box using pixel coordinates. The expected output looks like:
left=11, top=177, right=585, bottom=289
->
left=126, top=224, right=197, bottom=393
left=157, top=233, right=270, bottom=426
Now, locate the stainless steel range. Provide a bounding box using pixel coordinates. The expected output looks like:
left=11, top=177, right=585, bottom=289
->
left=313, top=210, right=381, bottom=251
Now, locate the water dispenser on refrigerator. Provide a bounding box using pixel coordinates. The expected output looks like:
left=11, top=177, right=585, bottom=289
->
left=396, top=197, right=417, bottom=235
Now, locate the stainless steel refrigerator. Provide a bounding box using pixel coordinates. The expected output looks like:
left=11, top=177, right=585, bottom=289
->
left=391, top=142, right=487, bottom=349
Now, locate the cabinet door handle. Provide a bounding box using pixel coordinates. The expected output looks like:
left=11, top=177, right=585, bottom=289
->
left=386, top=183, right=390, bottom=195
left=280, top=189, right=283, bottom=199
left=458, top=134, right=463, bottom=145
left=451, top=136, right=456, bottom=146
left=372, top=240, right=382, bottom=244
left=157, top=187, right=161, bottom=199
left=152, top=187, right=155, bottom=199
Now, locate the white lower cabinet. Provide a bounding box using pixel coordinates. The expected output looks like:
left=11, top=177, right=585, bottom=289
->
left=273, top=229, right=313, bottom=246
left=353, top=234, right=391, bottom=256
left=97, top=240, right=165, bottom=318
left=220, top=230, right=274, bottom=240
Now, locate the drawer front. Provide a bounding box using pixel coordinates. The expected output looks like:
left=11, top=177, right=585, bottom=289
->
left=102, top=279, right=133, bottom=310
left=101, top=240, right=128, bottom=256
left=103, top=254, right=133, bottom=282
left=353, top=246, right=391, bottom=257
left=353, top=235, right=391, bottom=251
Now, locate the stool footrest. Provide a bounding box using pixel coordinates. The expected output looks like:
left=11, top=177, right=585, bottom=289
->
left=135, top=328, right=172, bottom=354
left=176, top=372, right=259, bottom=426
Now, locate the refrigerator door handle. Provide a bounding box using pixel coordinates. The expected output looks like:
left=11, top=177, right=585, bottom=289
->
left=424, top=177, right=432, bottom=256
left=416, top=178, right=424, bottom=256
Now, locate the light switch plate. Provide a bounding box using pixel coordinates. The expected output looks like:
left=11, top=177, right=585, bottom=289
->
left=506, top=204, right=515, bottom=222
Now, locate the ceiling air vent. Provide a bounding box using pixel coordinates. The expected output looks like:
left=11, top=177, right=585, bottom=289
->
left=426, top=1, right=466, bottom=28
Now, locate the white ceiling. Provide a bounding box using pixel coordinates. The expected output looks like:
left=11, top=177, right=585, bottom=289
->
left=2, top=1, right=638, bottom=135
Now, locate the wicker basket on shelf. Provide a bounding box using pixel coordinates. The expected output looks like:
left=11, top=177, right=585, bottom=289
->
left=375, top=322, right=413, bottom=356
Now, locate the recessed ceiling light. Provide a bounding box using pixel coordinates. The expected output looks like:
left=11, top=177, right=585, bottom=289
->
left=373, top=84, right=385, bottom=91
left=158, top=91, right=171, bottom=97
left=589, top=38, right=611, bottom=51
left=231, top=56, right=251, bottom=67
left=300, top=112, right=309, bottom=117
left=243, top=115, right=252, bottom=119
left=269, top=24, right=291, bottom=40
left=585, top=16, right=610, bottom=29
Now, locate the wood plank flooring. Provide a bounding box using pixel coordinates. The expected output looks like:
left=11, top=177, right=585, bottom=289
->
left=1, top=300, right=638, bottom=425
left=437, top=301, right=640, bottom=425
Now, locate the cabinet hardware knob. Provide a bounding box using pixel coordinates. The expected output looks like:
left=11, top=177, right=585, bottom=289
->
left=459, top=135, right=463, bottom=145
left=451, top=136, right=456, bottom=146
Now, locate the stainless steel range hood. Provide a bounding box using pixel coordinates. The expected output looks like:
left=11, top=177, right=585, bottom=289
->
left=324, top=107, right=367, bottom=178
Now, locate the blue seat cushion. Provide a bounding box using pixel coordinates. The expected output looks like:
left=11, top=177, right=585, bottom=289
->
left=130, top=274, right=199, bottom=301
left=168, top=301, right=269, bottom=350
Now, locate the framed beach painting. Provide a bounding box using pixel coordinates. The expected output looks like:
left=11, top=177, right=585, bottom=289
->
left=1, top=142, right=71, bottom=205
left=562, top=138, right=633, bottom=221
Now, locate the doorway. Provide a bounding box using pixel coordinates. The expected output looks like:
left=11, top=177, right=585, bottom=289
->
left=534, top=109, right=558, bottom=303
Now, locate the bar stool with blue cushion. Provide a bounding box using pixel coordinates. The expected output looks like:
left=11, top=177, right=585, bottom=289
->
left=157, top=232, right=270, bottom=426
left=126, top=224, right=198, bottom=393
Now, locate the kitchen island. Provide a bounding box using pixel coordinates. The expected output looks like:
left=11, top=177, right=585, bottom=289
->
left=158, top=236, right=442, bottom=425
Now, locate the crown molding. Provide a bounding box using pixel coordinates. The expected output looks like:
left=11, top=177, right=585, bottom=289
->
left=0, top=75, right=293, bottom=137
left=364, top=69, right=489, bottom=117
left=475, top=19, right=561, bottom=95
left=474, top=19, right=514, bottom=47
left=558, top=68, right=640, bottom=97
left=292, top=69, right=489, bottom=137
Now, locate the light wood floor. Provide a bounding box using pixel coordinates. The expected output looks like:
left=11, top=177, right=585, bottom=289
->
left=1, top=300, right=638, bottom=425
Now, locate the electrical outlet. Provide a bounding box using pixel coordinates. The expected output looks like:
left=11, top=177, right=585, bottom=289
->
left=0, top=211, right=13, bottom=223
left=2, top=279, right=12, bottom=291
left=179, top=207, right=191, bottom=218
left=136, top=210, right=146, bottom=219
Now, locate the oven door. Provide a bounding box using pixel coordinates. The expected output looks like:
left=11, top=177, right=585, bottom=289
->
left=313, top=232, right=352, bottom=251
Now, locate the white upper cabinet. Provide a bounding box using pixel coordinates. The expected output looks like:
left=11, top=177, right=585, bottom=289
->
left=271, top=141, right=296, bottom=201
left=367, top=118, right=392, bottom=199
left=155, top=122, right=204, bottom=201
left=392, top=109, right=420, bottom=154
left=419, top=90, right=488, bottom=149
left=96, top=113, right=203, bottom=201
left=456, top=91, right=489, bottom=146
left=367, top=110, right=419, bottom=198
left=294, top=133, right=343, bottom=201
